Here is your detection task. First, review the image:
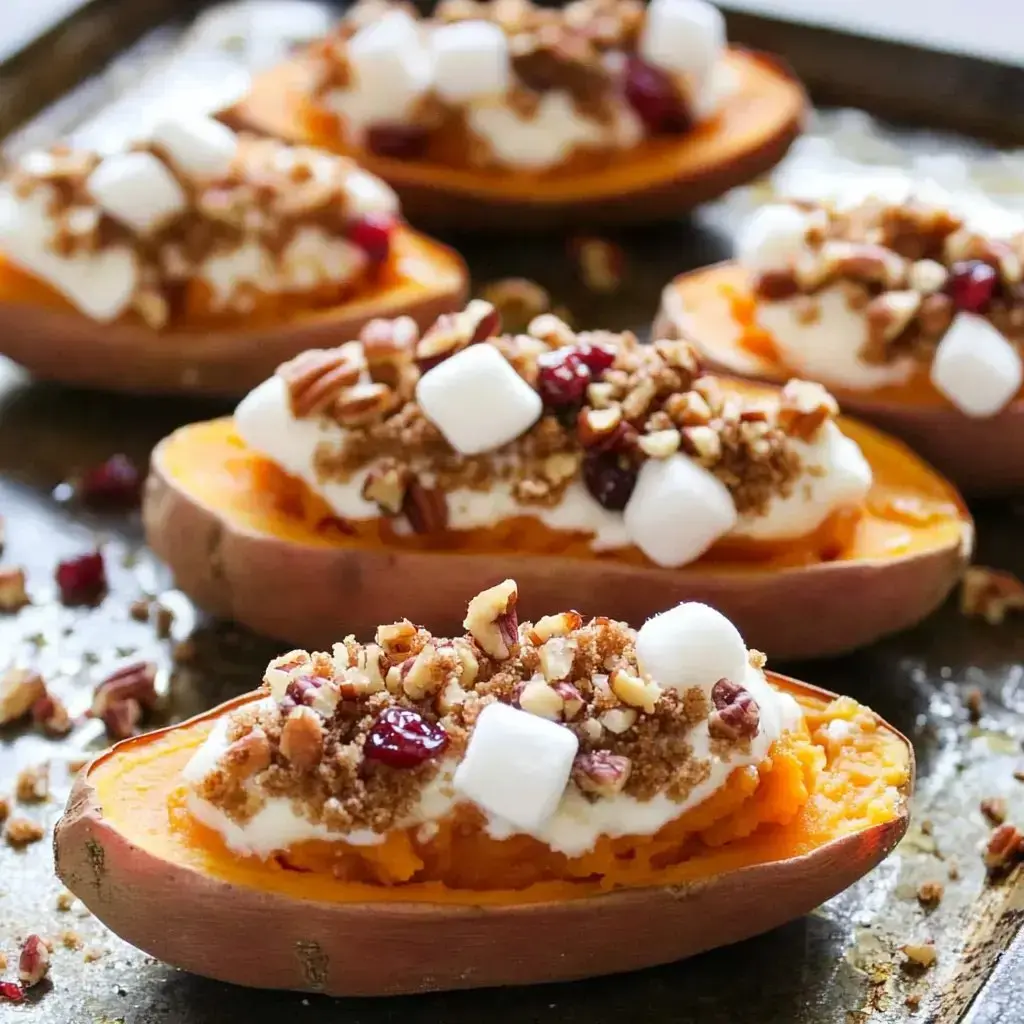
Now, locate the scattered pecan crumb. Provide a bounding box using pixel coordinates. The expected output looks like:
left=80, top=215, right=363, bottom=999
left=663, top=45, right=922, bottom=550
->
left=478, top=278, right=550, bottom=333
left=964, top=687, right=984, bottom=723
left=901, top=943, right=938, bottom=969
left=960, top=566, right=1024, bottom=625
left=0, top=668, right=47, bottom=725
left=18, top=935, right=50, bottom=988
left=981, top=796, right=1008, bottom=826
left=0, top=566, right=29, bottom=611
left=916, top=880, right=944, bottom=907
left=920, top=819, right=933, bottom=836
left=1014, top=767, right=1024, bottom=783
left=0, top=952, right=5, bottom=971
left=15, top=763, right=49, bottom=803
left=984, top=823, right=1024, bottom=876
left=4, top=816, right=44, bottom=847
left=83, top=946, right=106, bottom=963
left=571, top=236, right=624, bottom=293
left=92, top=661, right=158, bottom=739
left=946, top=858, right=960, bottom=881
left=60, top=930, right=83, bottom=951
left=905, top=993, right=921, bottom=1011
left=0, top=796, right=9, bottom=823
left=173, top=639, right=197, bottom=665
left=154, top=603, right=175, bottom=638
left=31, top=693, right=73, bottom=737
left=56, top=890, right=74, bottom=912
left=128, top=597, right=151, bottom=622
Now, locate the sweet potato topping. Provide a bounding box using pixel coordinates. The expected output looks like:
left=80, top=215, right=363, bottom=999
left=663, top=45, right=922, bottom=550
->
left=168, top=582, right=910, bottom=894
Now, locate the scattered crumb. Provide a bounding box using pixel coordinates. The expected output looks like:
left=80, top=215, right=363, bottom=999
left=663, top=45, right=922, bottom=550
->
left=15, top=763, right=49, bottom=803
left=4, top=816, right=45, bottom=847
left=947, top=858, right=960, bottom=881
left=916, top=881, right=944, bottom=907
left=901, top=943, right=938, bottom=969
left=154, top=603, right=175, bottom=639
left=981, top=796, right=1008, bottom=826
left=1014, top=767, right=1024, bottom=783
left=83, top=946, right=106, bottom=963
left=571, top=236, right=624, bottom=293
left=960, top=565, right=1024, bottom=624
left=0, top=796, right=9, bottom=824
left=60, top=930, right=83, bottom=951
left=56, top=891, right=74, bottom=912
left=920, top=819, right=933, bottom=836
left=129, top=598, right=151, bottom=622
left=905, top=993, right=921, bottom=1011
left=984, top=823, right=1024, bottom=876
left=0, top=953, right=6, bottom=971
left=0, top=565, right=29, bottom=612
left=964, top=687, right=984, bottom=722
left=172, top=639, right=197, bottom=665
left=478, top=278, right=549, bottom=333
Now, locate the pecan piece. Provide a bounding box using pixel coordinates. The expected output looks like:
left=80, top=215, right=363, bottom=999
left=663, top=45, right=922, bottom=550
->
left=415, top=300, right=500, bottom=371
left=222, top=728, right=272, bottom=780
left=280, top=706, right=324, bottom=772
left=573, top=751, right=632, bottom=797
left=92, top=661, right=158, bottom=739
left=479, top=278, right=549, bottom=333
left=0, top=566, right=29, bottom=611
left=0, top=668, right=46, bottom=725
left=518, top=677, right=565, bottom=720
left=527, top=610, right=583, bottom=644
left=708, top=678, right=760, bottom=740
left=18, top=935, right=50, bottom=988
left=981, top=796, right=1008, bottom=826
left=4, top=816, right=44, bottom=847
left=15, top=763, right=49, bottom=803
left=31, top=693, right=72, bottom=737
left=403, top=479, right=449, bottom=534
left=277, top=343, right=366, bottom=418
left=332, top=381, right=397, bottom=426
left=463, top=579, right=519, bottom=659
left=985, top=823, right=1024, bottom=876
left=361, top=460, right=411, bottom=515
left=777, top=378, right=839, bottom=441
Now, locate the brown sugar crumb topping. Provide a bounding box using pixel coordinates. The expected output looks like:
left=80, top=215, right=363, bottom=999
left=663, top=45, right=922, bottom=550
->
left=751, top=196, right=1024, bottom=366
left=277, top=305, right=826, bottom=534
left=191, top=580, right=773, bottom=836
left=3, top=136, right=392, bottom=328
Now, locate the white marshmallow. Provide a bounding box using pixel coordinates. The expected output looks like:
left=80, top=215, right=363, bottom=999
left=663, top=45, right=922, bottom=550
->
left=640, top=0, right=725, bottom=83
left=930, top=313, right=1023, bottom=418
left=0, top=188, right=138, bottom=321
left=86, top=152, right=187, bottom=235
left=432, top=21, right=511, bottom=102
left=736, top=204, right=814, bottom=273
left=453, top=702, right=578, bottom=833
left=150, top=116, right=239, bottom=180
left=623, top=454, right=737, bottom=568
left=416, top=344, right=542, bottom=456
left=635, top=602, right=749, bottom=696
left=347, top=11, right=433, bottom=109
left=344, top=169, right=400, bottom=218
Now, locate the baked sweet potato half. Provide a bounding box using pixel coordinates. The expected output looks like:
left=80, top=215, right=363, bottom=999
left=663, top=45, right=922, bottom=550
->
left=0, top=121, right=467, bottom=397
left=55, top=583, right=913, bottom=995
left=143, top=306, right=972, bottom=659
left=223, top=0, right=806, bottom=231
left=654, top=188, right=1024, bottom=494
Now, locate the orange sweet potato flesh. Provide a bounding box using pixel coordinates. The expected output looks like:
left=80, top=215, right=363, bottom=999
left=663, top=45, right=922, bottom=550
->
left=0, top=228, right=467, bottom=397
left=143, top=384, right=972, bottom=660
left=53, top=672, right=912, bottom=995
left=223, top=49, right=806, bottom=230
left=656, top=262, right=1024, bottom=495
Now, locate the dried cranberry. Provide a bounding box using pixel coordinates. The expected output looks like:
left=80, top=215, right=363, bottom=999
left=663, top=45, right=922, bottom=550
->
left=0, top=982, right=23, bottom=1002
left=366, top=123, right=430, bottom=160
left=573, top=340, right=616, bottom=376
left=947, top=259, right=999, bottom=313
left=77, top=454, right=142, bottom=508
left=350, top=213, right=395, bottom=265
left=623, top=57, right=693, bottom=135
left=536, top=349, right=591, bottom=407
left=582, top=451, right=637, bottom=510
left=55, top=550, right=106, bottom=605
left=364, top=706, right=448, bottom=768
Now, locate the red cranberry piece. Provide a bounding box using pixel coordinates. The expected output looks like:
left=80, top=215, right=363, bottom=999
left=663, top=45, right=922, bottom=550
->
left=55, top=550, right=106, bottom=605
left=582, top=451, right=637, bottom=510
left=0, top=982, right=23, bottom=1002
left=573, top=340, right=616, bottom=375
left=623, top=57, right=693, bottom=135
left=537, top=350, right=592, bottom=407
left=364, top=706, right=448, bottom=768
left=948, top=259, right=998, bottom=313
left=77, top=454, right=142, bottom=508
left=366, top=123, right=430, bottom=160
left=350, top=213, right=395, bottom=266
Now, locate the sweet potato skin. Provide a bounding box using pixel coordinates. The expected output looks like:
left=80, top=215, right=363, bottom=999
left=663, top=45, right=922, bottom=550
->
left=222, top=50, right=806, bottom=232
left=655, top=269, right=1024, bottom=496
left=143, top=435, right=972, bottom=661
left=53, top=678, right=912, bottom=996
left=0, top=233, right=466, bottom=398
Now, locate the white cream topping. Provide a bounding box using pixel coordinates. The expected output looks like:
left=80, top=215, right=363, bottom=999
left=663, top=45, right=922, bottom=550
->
left=235, top=374, right=871, bottom=559
left=0, top=186, right=139, bottom=321
left=184, top=664, right=804, bottom=860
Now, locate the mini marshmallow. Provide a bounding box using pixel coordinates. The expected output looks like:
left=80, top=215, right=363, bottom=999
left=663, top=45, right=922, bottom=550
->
left=640, top=0, right=724, bottom=83
left=348, top=11, right=433, bottom=108
left=453, top=702, right=578, bottom=833
left=623, top=454, right=737, bottom=568
left=416, top=344, right=542, bottom=456
left=931, top=313, right=1023, bottom=418
left=344, top=169, right=399, bottom=217
left=150, top=116, right=239, bottom=180
left=431, top=20, right=511, bottom=102
left=635, top=601, right=748, bottom=696
left=86, top=152, right=187, bottom=235
left=736, top=204, right=814, bottom=273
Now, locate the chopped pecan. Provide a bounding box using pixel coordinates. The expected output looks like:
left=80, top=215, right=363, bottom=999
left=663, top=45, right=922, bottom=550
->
left=960, top=566, right=1024, bottom=625
left=4, top=816, right=44, bottom=847
left=280, top=706, right=324, bottom=772
left=916, top=880, right=944, bottom=907
left=222, top=728, right=272, bottom=780
left=599, top=706, right=637, bottom=734
left=609, top=668, right=660, bottom=713
left=479, top=278, right=550, bottom=333
left=554, top=681, right=585, bottom=720
left=917, top=292, right=955, bottom=339
left=92, top=661, right=158, bottom=739
left=376, top=620, right=418, bottom=659
left=984, top=823, right=1024, bottom=876
left=333, top=381, right=397, bottom=426
left=573, top=750, right=632, bottom=797
left=866, top=290, right=921, bottom=346
left=981, top=796, right=1008, bottom=826
left=31, top=693, right=72, bottom=737
left=0, top=669, right=46, bottom=726
left=401, top=644, right=445, bottom=699
left=777, top=378, right=839, bottom=441
left=463, top=579, right=519, bottom=660
left=415, top=300, right=500, bottom=371
left=18, top=935, right=50, bottom=988
left=15, top=763, right=49, bottom=803
left=527, top=610, right=582, bottom=645
left=278, top=343, right=366, bottom=417
left=518, top=677, right=565, bottom=720
left=361, top=460, right=411, bottom=515
left=402, top=479, right=449, bottom=534
left=638, top=428, right=681, bottom=459
left=708, top=678, right=760, bottom=740
left=755, top=269, right=800, bottom=300
left=527, top=313, right=576, bottom=348
left=360, top=315, right=419, bottom=392
left=0, top=566, right=29, bottom=611
left=537, top=636, right=577, bottom=682
left=901, top=943, right=937, bottom=969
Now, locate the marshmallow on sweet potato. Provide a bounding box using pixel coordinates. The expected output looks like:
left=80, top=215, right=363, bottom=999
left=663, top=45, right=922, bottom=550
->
left=640, top=0, right=724, bottom=84
left=432, top=20, right=511, bottom=102
left=86, top=152, right=187, bottom=235
left=151, top=116, right=239, bottom=180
